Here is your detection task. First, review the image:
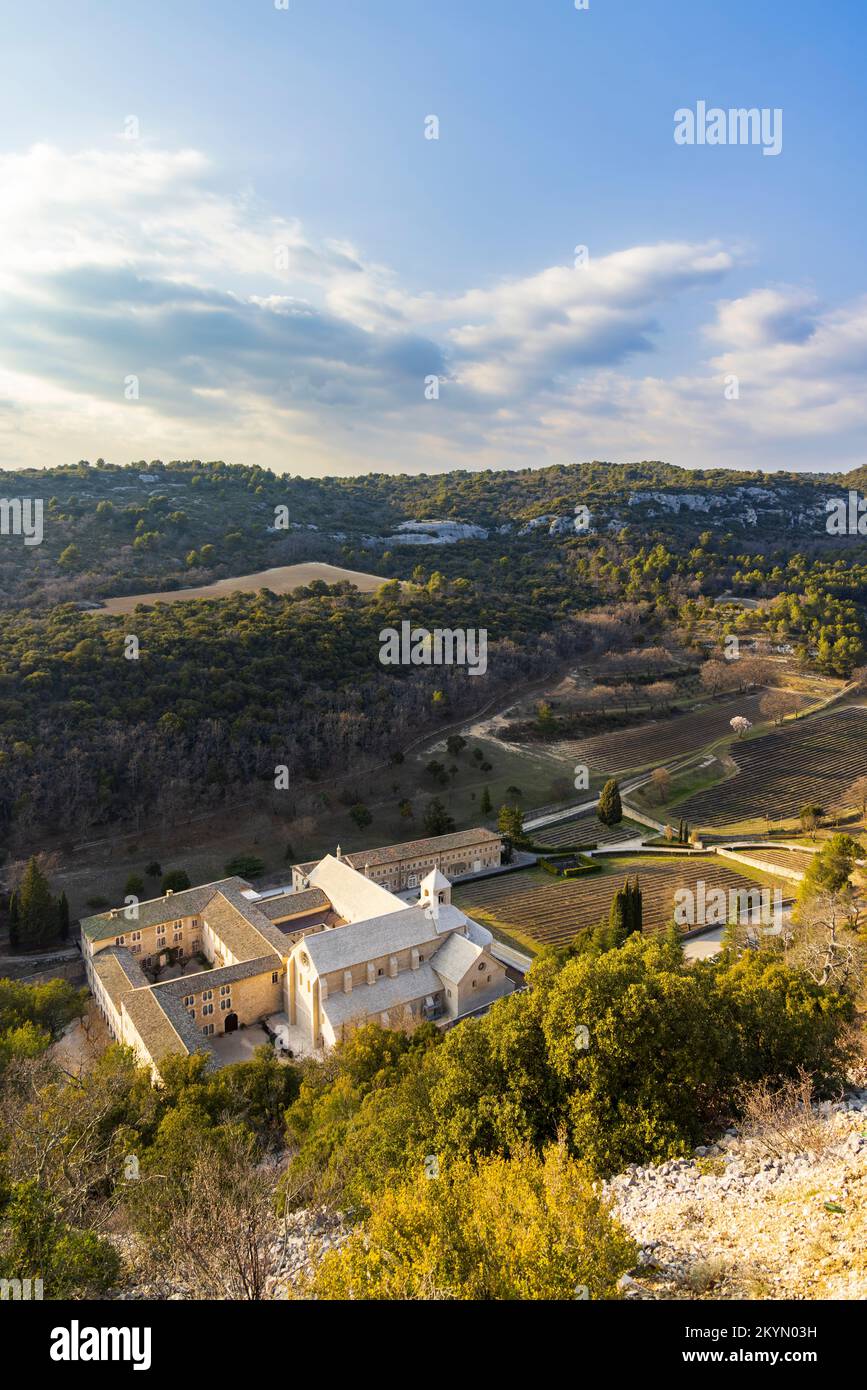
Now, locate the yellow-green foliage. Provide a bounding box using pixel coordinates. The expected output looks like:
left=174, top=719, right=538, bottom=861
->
left=301, top=1144, right=637, bottom=1301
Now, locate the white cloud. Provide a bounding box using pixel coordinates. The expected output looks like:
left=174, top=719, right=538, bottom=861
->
left=0, top=140, right=864, bottom=475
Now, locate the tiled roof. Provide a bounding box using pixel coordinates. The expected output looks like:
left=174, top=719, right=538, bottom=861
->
left=308, top=856, right=407, bottom=923
left=212, top=881, right=296, bottom=958
left=321, top=962, right=443, bottom=1029
left=431, top=931, right=483, bottom=984
left=123, top=987, right=211, bottom=1068
left=256, top=887, right=330, bottom=920
left=92, top=946, right=149, bottom=1010
left=298, top=905, right=440, bottom=975
left=295, top=827, right=501, bottom=876
left=151, top=955, right=280, bottom=1003
left=81, top=878, right=251, bottom=941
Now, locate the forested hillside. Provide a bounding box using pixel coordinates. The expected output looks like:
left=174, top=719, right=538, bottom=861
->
left=1, top=459, right=866, bottom=848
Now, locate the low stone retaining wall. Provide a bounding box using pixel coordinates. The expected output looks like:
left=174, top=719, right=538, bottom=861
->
left=716, top=845, right=813, bottom=882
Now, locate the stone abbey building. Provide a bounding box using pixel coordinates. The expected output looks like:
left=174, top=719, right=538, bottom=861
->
left=81, top=828, right=509, bottom=1079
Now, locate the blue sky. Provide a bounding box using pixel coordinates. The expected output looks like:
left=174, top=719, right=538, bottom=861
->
left=0, top=0, right=865, bottom=475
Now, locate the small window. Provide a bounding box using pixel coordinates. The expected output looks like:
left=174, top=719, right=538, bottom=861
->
left=202, top=1023, right=214, bottom=1037
left=202, top=1003, right=214, bottom=1016
left=202, top=990, right=213, bottom=1001
left=220, top=984, right=231, bottom=996
left=271, top=971, right=278, bottom=984
left=183, top=995, right=194, bottom=1007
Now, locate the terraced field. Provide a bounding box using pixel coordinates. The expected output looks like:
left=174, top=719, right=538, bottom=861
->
left=561, top=691, right=810, bottom=773
left=454, top=858, right=793, bottom=949
left=726, top=847, right=819, bottom=875
left=533, top=815, right=645, bottom=850
left=670, top=708, right=867, bottom=829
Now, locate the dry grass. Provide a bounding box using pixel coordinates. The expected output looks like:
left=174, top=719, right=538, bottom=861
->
left=738, top=1069, right=841, bottom=1161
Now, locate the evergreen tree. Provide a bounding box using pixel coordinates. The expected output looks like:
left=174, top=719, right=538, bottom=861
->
left=609, top=887, right=627, bottom=944
left=424, top=798, right=456, bottom=837
left=17, top=858, right=58, bottom=948
left=8, top=891, right=19, bottom=950
left=497, top=803, right=524, bottom=844
left=662, top=919, right=682, bottom=957
left=597, top=779, right=623, bottom=827
left=480, top=786, right=493, bottom=817
left=57, top=891, right=70, bottom=943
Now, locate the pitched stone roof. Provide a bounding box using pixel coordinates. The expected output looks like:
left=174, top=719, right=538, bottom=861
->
left=151, top=955, right=280, bottom=1004
left=295, top=827, right=501, bottom=877
left=421, top=868, right=451, bottom=893
left=431, top=931, right=484, bottom=984
left=255, top=887, right=330, bottom=920
left=298, top=905, right=440, bottom=975
left=123, top=987, right=211, bottom=1069
left=321, top=962, right=443, bottom=1029
left=81, top=878, right=251, bottom=941
left=214, top=880, right=300, bottom=957
left=308, top=855, right=407, bottom=924
left=91, top=946, right=150, bottom=1010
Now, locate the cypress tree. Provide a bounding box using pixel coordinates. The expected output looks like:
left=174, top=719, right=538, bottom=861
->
left=625, top=878, right=636, bottom=936
left=18, top=857, right=58, bottom=948
left=8, top=890, right=19, bottom=950
left=57, top=891, right=70, bottom=942
left=597, top=779, right=623, bottom=827
left=632, top=876, right=643, bottom=934
left=609, top=887, right=627, bottom=944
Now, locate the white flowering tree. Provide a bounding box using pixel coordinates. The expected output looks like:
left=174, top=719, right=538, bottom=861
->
left=730, top=716, right=753, bottom=738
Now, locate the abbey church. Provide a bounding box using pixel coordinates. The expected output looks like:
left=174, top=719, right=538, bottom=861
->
left=81, top=828, right=511, bottom=1078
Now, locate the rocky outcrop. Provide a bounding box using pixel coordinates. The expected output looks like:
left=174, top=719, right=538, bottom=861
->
left=604, top=1088, right=867, bottom=1300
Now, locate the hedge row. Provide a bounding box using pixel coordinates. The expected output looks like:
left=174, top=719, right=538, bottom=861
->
left=537, top=853, right=602, bottom=879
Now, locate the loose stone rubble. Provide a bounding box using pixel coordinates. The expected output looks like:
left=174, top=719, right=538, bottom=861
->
left=604, top=1088, right=867, bottom=1300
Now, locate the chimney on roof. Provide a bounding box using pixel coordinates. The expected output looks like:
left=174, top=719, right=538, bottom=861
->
left=335, top=844, right=342, bottom=862
left=363, top=862, right=370, bottom=878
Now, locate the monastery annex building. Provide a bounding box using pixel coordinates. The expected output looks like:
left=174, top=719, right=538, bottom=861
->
left=81, top=827, right=511, bottom=1079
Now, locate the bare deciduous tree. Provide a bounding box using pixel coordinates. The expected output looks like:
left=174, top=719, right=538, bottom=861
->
left=650, top=767, right=672, bottom=804
left=158, top=1134, right=278, bottom=1300
left=785, top=890, right=866, bottom=989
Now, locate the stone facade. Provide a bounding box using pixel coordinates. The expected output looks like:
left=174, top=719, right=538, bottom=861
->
left=81, top=829, right=509, bottom=1078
